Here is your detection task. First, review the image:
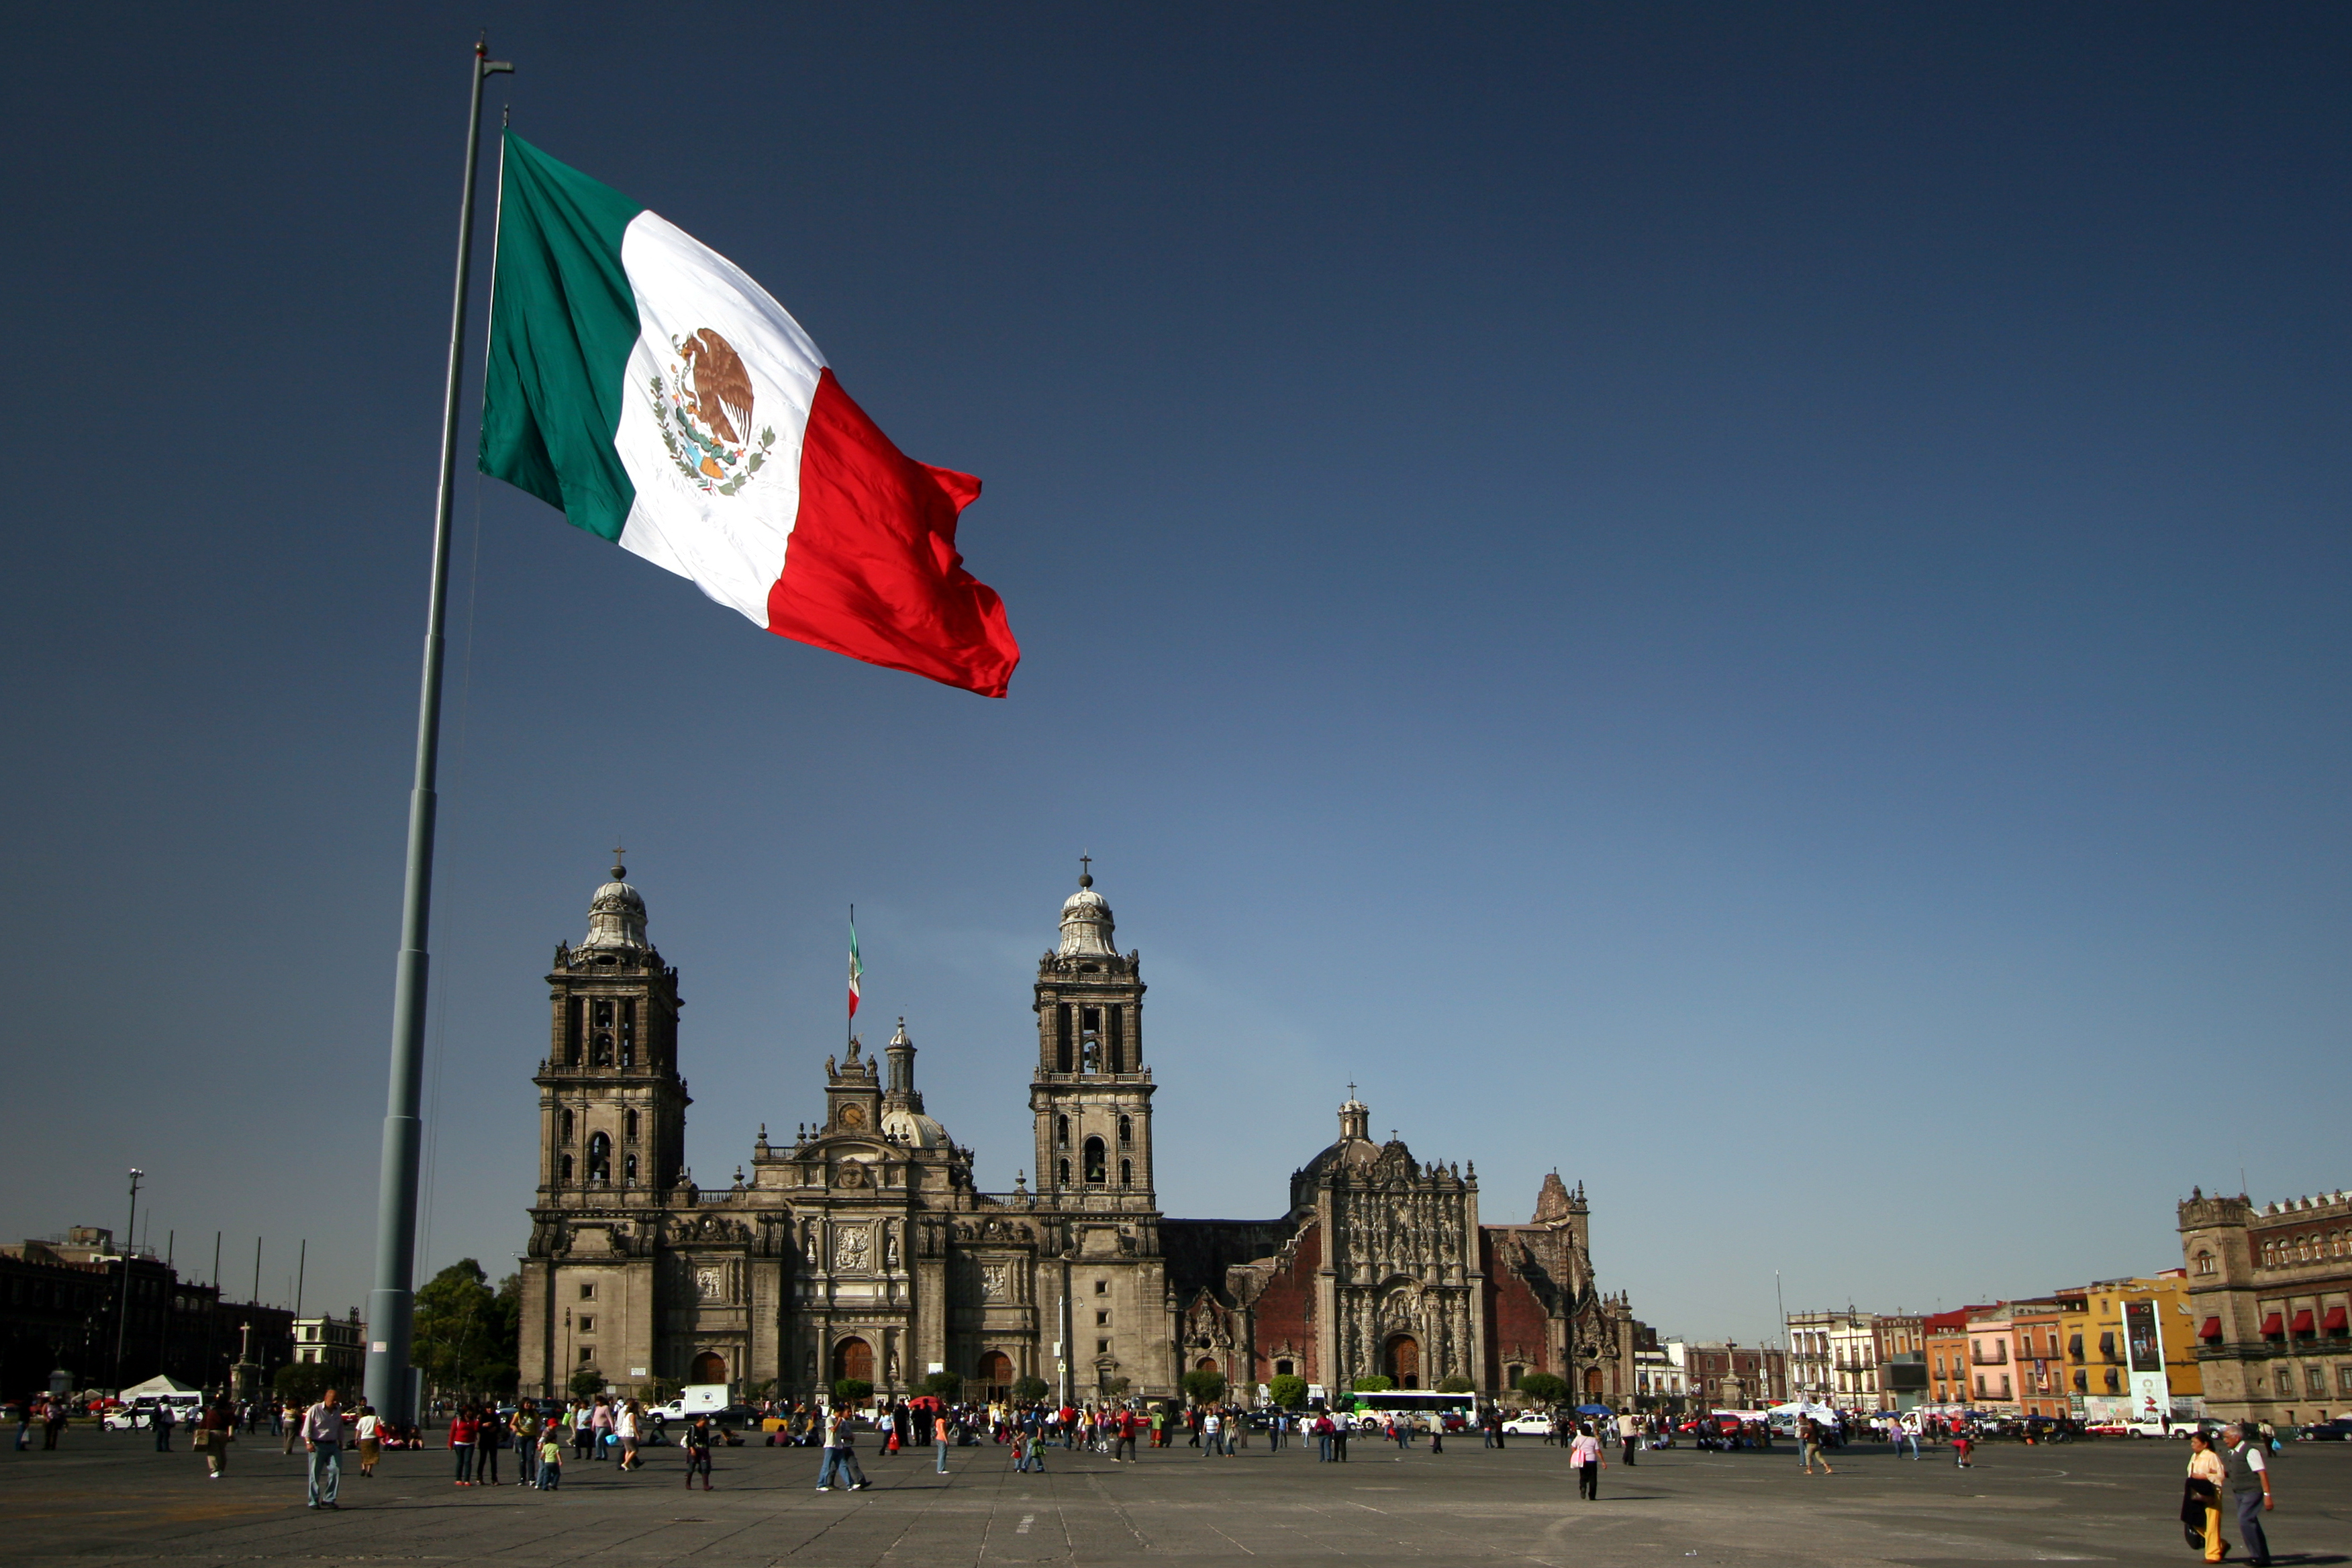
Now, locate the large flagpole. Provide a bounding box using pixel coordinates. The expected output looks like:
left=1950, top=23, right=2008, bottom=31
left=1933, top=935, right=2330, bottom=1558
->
left=364, top=35, right=512, bottom=1428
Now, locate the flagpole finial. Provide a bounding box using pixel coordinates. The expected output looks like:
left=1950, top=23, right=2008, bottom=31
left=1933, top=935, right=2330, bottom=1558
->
left=1077, top=851, right=1092, bottom=889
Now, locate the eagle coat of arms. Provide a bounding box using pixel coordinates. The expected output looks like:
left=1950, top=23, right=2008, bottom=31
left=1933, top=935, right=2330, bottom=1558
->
left=650, top=328, right=776, bottom=496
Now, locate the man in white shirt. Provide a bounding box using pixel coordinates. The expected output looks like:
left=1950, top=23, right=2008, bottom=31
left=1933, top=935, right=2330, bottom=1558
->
left=301, top=1389, right=344, bottom=1510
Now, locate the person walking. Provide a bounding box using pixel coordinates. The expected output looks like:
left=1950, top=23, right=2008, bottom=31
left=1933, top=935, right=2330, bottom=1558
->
left=2220, top=1424, right=2274, bottom=1565
left=1801, top=1415, right=1835, bottom=1476
left=301, top=1388, right=344, bottom=1510
left=614, top=1399, right=639, bottom=1472
left=816, top=1405, right=869, bottom=1491
left=1621, top=1412, right=1639, bottom=1467
left=1429, top=1414, right=1444, bottom=1455
left=1313, top=1412, right=1334, bottom=1462
left=196, top=1393, right=234, bottom=1479
left=2186, top=1429, right=2228, bottom=1562
left=354, top=1406, right=381, bottom=1477
left=150, top=1399, right=176, bottom=1453
left=536, top=1424, right=564, bottom=1491
left=1202, top=1408, right=1225, bottom=1457
left=43, top=1397, right=68, bottom=1449
left=684, top=1415, right=714, bottom=1491
left=1333, top=1413, right=1351, bottom=1463
left=1569, top=1422, right=1603, bottom=1500
left=511, top=1402, right=538, bottom=1489
left=1112, top=1408, right=1138, bottom=1464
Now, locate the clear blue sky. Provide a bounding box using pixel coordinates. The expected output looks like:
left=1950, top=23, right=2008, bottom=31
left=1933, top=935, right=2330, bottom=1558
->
left=3, top=3, right=2345, bottom=1346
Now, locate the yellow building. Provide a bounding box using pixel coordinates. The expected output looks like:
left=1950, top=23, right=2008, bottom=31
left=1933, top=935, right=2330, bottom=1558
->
left=2077, top=1271, right=2202, bottom=1420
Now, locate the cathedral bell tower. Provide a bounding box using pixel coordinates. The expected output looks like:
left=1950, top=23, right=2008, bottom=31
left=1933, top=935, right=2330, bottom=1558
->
left=536, top=854, right=689, bottom=1197
left=1030, top=861, right=1154, bottom=1205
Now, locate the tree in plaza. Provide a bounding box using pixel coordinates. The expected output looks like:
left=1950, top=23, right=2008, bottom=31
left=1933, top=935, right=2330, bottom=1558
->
left=832, top=1378, right=875, bottom=1407
left=1515, top=1371, right=1569, bottom=1405
left=1436, top=1375, right=1474, bottom=1394
left=1350, top=1374, right=1393, bottom=1393
left=922, top=1371, right=963, bottom=1400
left=1267, top=1374, right=1309, bottom=1410
left=1011, top=1375, right=1050, bottom=1402
left=1182, top=1369, right=1228, bottom=1406
left=411, top=1260, right=522, bottom=1398
left=273, top=1361, right=338, bottom=1407
left=568, top=1366, right=605, bottom=1402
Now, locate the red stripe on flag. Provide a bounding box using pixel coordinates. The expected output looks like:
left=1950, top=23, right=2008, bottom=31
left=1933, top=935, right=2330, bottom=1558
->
left=767, top=369, right=1020, bottom=697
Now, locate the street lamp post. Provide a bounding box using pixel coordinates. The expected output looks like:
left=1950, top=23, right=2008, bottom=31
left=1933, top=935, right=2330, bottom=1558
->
left=111, top=1169, right=144, bottom=1393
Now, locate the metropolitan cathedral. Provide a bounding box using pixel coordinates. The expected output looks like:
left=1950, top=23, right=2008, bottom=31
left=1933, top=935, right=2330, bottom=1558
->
left=518, top=861, right=1637, bottom=1405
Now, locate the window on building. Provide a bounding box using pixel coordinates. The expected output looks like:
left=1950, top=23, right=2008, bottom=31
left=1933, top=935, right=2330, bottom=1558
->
left=2339, top=1366, right=2352, bottom=1395
left=1120, top=1159, right=1132, bottom=1186
left=2068, top=1334, right=2083, bottom=1361
left=2194, top=1250, right=2216, bottom=1275
left=1999, top=1375, right=2011, bottom=1398
left=1056, top=1114, right=1069, bottom=1146
left=578, top=1316, right=595, bottom=1334
left=1057, top=1159, right=1069, bottom=1187
left=2104, top=1367, right=2120, bottom=1392
left=619, top=1000, right=636, bottom=1067
left=579, top=1283, right=597, bottom=1300
left=624, top=1153, right=638, bottom=1183
left=1097, top=1339, right=1110, bottom=1355
left=1097, top=1311, right=1110, bottom=1326
left=1118, top=1115, right=1132, bottom=1146
left=2309, top=1365, right=2326, bottom=1395
left=2073, top=1370, right=2087, bottom=1392
left=1084, top=1136, right=1107, bottom=1184
left=1276, top=1360, right=1294, bottom=1377
left=625, top=1109, right=639, bottom=1141
left=560, top=1108, right=575, bottom=1141
left=2276, top=1369, right=2294, bottom=1396
left=579, top=1345, right=595, bottom=1364
left=1095, top=1279, right=1108, bottom=1294
left=561, top=1153, right=574, bottom=1182
left=588, top=1131, right=611, bottom=1183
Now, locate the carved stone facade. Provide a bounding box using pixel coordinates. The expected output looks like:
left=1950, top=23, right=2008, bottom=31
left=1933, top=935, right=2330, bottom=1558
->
left=517, top=864, right=1635, bottom=1406
left=2180, top=1184, right=2352, bottom=1427
left=1165, top=1097, right=1638, bottom=1402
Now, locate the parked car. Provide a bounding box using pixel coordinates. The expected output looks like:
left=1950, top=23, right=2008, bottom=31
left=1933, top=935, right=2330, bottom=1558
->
left=2298, top=1417, right=2352, bottom=1442
left=1502, top=1412, right=1557, bottom=1436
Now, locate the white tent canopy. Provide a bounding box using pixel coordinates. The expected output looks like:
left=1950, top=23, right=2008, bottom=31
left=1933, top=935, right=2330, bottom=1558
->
left=119, top=1374, right=201, bottom=1398
left=1767, top=1401, right=1842, bottom=1424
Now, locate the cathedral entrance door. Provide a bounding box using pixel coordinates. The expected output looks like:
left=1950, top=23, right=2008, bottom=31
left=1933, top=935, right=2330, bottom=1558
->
left=832, top=1336, right=875, bottom=1387
left=978, top=1351, right=1013, bottom=1403
left=1383, top=1334, right=1421, bottom=1389
left=689, top=1351, right=728, bottom=1387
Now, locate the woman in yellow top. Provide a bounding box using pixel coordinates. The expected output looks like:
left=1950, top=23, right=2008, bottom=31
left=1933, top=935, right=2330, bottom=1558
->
left=2186, top=1430, right=2228, bottom=1562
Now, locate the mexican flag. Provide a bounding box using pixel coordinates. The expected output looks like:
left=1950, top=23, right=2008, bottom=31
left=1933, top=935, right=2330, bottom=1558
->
left=479, top=135, right=1020, bottom=697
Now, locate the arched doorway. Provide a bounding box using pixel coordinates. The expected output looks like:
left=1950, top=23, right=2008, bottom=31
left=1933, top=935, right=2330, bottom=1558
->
left=689, top=1350, right=728, bottom=1387
left=1584, top=1367, right=1604, bottom=1398
left=977, top=1351, right=1013, bottom=1402
left=1196, top=1357, right=1220, bottom=1375
left=832, top=1336, right=874, bottom=1387
left=1383, top=1334, right=1421, bottom=1389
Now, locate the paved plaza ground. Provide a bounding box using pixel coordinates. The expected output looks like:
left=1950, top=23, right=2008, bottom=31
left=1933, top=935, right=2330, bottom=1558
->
left=3, top=1428, right=2347, bottom=1567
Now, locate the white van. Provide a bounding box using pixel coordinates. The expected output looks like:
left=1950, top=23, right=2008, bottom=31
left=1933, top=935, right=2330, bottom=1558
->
left=656, top=1383, right=730, bottom=1424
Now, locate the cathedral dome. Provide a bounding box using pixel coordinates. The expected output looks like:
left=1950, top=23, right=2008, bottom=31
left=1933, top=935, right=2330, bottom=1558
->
left=881, top=1108, right=951, bottom=1148
left=582, top=854, right=648, bottom=950
left=1059, top=864, right=1116, bottom=957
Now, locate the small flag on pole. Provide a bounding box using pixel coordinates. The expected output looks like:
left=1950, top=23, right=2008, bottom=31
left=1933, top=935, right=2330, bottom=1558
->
left=847, top=910, right=863, bottom=1022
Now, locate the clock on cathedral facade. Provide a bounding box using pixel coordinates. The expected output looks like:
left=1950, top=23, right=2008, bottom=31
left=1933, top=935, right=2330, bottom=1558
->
left=517, top=863, right=1638, bottom=1406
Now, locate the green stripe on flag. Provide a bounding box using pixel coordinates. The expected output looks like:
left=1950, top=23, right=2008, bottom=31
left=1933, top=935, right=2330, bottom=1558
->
left=479, top=134, right=647, bottom=542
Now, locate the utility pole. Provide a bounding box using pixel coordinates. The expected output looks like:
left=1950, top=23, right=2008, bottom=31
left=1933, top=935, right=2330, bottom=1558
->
left=110, top=1169, right=144, bottom=1393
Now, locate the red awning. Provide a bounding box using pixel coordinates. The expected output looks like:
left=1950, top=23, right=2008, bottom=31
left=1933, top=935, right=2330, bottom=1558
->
left=2292, top=1309, right=2316, bottom=1335
left=2200, top=1317, right=2223, bottom=1340
left=2260, top=1312, right=2284, bottom=1338
left=2326, top=1306, right=2349, bottom=1334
